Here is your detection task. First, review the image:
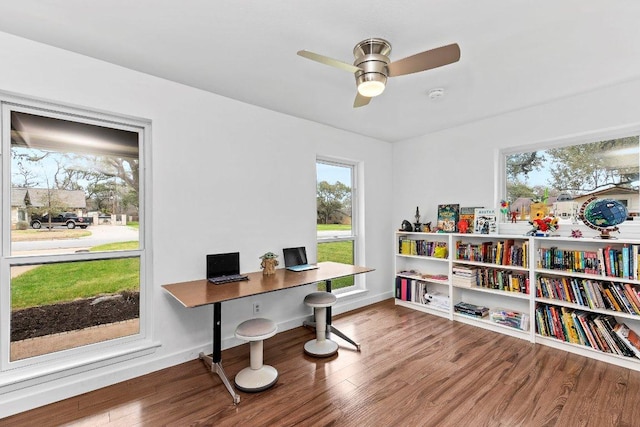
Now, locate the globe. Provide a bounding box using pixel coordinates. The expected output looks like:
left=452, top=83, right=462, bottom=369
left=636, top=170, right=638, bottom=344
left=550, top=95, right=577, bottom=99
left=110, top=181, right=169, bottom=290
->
left=579, top=197, right=628, bottom=238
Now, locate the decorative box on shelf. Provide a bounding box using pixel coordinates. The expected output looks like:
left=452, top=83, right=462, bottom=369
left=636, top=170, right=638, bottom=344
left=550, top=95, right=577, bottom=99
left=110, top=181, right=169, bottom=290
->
left=490, top=307, right=530, bottom=331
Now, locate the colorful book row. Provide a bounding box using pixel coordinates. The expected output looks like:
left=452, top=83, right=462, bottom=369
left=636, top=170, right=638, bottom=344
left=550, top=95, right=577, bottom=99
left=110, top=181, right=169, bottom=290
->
left=452, top=265, right=529, bottom=294
left=536, top=276, right=640, bottom=315
left=398, top=238, right=448, bottom=258
left=537, top=245, right=640, bottom=279
left=455, top=239, right=527, bottom=267
left=535, top=303, right=640, bottom=359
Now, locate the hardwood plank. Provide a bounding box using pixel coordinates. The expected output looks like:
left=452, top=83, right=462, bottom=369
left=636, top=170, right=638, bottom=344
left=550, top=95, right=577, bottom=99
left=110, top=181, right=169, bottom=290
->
left=5, top=298, right=640, bottom=427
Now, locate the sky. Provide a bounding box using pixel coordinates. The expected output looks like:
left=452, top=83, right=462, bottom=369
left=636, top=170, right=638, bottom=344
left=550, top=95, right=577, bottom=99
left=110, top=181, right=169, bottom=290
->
left=317, top=162, right=351, bottom=185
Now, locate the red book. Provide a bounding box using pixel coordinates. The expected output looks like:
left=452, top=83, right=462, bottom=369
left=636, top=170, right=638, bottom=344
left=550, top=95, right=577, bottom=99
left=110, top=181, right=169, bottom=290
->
left=400, top=278, right=408, bottom=301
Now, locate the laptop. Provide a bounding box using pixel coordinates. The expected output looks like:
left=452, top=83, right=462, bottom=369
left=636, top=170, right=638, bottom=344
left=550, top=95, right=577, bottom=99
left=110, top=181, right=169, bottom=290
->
left=206, top=252, right=248, bottom=284
left=283, top=247, right=318, bottom=272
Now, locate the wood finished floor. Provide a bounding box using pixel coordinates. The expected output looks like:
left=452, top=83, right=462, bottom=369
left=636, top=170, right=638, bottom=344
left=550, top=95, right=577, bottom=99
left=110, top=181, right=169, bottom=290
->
left=5, top=298, right=640, bottom=427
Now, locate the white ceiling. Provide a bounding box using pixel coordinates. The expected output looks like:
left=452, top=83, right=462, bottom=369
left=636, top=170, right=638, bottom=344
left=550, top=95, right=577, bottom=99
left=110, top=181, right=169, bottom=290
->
left=0, top=1, right=639, bottom=142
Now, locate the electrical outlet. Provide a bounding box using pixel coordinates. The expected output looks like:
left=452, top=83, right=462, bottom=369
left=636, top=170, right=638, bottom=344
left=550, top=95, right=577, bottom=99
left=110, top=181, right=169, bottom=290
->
left=253, top=302, right=261, bottom=315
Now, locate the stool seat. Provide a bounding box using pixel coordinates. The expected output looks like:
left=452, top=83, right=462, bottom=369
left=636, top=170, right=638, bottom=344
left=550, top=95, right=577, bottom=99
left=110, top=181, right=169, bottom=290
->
left=235, top=317, right=278, bottom=341
left=234, top=318, right=278, bottom=393
left=304, top=291, right=337, bottom=308
left=303, top=292, right=338, bottom=357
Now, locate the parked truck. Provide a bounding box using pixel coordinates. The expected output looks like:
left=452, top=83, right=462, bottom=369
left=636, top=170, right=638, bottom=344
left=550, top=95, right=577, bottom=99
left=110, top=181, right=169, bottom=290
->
left=30, top=212, right=93, bottom=229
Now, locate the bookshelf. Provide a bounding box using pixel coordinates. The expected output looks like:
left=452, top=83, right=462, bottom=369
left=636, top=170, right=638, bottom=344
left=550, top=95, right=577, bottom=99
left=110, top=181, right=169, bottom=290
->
left=395, top=231, right=451, bottom=319
left=451, top=234, right=532, bottom=341
left=394, top=232, right=640, bottom=371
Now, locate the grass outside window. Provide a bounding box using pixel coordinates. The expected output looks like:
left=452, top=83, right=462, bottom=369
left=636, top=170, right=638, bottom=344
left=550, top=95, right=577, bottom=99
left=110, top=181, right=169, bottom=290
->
left=11, top=241, right=139, bottom=309
left=317, top=239, right=354, bottom=291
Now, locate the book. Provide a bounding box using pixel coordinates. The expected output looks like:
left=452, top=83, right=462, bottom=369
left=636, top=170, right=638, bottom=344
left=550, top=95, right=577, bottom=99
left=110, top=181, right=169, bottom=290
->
left=624, top=283, right=640, bottom=315
left=458, top=206, right=481, bottom=234
left=613, top=323, right=640, bottom=358
left=454, top=301, right=489, bottom=317
left=437, top=204, right=460, bottom=233
left=473, top=208, right=498, bottom=234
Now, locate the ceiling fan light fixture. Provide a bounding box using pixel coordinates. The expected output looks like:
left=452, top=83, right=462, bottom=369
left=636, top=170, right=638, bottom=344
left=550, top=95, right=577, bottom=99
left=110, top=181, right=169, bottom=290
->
left=297, top=38, right=460, bottom=107
left=357, top=79, right=386, bottom=97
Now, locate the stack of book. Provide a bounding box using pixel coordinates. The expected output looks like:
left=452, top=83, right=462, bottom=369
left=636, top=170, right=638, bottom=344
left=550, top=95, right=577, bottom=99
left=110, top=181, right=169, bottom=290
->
left=451, top=265, right=478, bottom=288
left=454, top=301, right=490, bottom=318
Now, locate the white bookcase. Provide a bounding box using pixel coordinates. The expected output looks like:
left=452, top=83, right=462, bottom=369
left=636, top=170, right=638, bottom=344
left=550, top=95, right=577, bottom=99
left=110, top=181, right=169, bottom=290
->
left=394, top=231, right=640, bottom=371
left=394, top=231, right=451, bottom=319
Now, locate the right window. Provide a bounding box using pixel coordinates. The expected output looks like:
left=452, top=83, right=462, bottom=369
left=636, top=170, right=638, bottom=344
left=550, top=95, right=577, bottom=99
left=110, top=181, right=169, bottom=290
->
left=505, top=134, right=639, bottom=222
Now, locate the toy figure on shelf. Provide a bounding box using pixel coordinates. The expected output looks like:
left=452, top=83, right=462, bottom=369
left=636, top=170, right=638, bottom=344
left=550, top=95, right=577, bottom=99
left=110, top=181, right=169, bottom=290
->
left=500, top=199, right=510, bottom=222
left=400, top=220, right=413, bottom=231
left=510, top=210, right=518, bottom=223
left=526, top=215, right=559, bottom=236
left=457, top=219, right=469, bottom=233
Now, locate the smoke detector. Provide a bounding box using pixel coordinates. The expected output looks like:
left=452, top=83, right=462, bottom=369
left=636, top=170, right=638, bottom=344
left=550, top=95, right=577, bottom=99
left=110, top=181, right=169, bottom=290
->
left=428, top=88, right=445, bottom=100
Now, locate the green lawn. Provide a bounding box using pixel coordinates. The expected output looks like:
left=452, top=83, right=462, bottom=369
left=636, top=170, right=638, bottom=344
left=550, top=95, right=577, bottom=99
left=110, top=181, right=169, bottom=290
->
left=317, top=240, right=354, bottom=291
left=317, top=224, right=351, bottom=231
left=11, top=241, right=140, bottom=309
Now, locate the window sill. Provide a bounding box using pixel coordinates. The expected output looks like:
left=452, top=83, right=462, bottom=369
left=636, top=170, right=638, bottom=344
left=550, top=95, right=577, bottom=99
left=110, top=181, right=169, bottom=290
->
left=335, top=288, right=368, bottom=299
left=0, top=340, right=161, bottom=394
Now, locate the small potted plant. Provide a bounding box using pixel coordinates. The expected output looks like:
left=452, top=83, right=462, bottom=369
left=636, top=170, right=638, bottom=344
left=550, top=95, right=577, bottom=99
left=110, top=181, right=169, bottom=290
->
left=259, top=252, right=279, bottom=275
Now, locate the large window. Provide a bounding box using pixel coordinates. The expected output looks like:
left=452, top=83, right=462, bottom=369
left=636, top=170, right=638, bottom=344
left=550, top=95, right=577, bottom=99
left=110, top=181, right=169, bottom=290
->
left=504, top=131, right=639, bottom=223
left=316, top=158, right=360, bottom=291
left=2, top=99, right=149, bottom=368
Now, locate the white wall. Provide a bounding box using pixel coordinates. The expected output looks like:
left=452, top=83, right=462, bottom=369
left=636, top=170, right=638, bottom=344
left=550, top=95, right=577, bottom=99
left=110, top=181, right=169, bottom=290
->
left=392, top=78, right=640, bottom=233
left=0, top=32, right=393, bottom=416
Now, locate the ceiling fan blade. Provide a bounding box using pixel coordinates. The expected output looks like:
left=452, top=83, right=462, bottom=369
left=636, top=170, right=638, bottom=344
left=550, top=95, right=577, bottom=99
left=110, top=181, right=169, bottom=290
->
left=387, top=43, right=460, bottom=77
left=297, top=50, right=362, bottom=73
left=353, top=93, right=372, bottom=108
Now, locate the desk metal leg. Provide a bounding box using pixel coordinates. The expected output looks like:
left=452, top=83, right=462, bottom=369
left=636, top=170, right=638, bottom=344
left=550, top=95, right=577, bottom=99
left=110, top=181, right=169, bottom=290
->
left=303, top=279, right=361, bottom=351
left=327, top=324, right=361, bottom=351
left=200, top=302, right=241, bottom=404
left=199, top=353, right=240, bottom=404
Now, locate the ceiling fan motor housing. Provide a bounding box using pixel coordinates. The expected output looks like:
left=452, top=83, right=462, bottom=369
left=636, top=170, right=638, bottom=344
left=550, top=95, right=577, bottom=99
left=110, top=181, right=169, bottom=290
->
left=353, top=38, right=391, bottom=92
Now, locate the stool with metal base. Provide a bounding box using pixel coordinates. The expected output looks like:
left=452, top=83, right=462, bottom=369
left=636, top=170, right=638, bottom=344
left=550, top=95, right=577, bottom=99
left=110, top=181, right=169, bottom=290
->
left=234, top=317, right=279, bottom=392
left=303, top=291, right=339, bottom=357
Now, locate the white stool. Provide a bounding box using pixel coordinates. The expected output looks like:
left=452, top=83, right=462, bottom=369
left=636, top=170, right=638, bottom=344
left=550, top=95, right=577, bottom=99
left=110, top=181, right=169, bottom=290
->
left=234, top=318, right=278, bottom=392
left=303, top=292, right=338, bottom=357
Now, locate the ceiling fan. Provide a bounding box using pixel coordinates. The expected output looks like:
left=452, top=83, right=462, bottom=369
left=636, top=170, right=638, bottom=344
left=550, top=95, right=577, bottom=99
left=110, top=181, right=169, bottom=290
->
left=297, top=38, right=460, bottom=108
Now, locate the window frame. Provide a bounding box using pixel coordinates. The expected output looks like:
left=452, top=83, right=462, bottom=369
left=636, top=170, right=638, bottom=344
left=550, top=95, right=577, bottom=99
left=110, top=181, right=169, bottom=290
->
left=0, top=93, right=156, bottom=382
left=316, top=156, right=364, bottom=293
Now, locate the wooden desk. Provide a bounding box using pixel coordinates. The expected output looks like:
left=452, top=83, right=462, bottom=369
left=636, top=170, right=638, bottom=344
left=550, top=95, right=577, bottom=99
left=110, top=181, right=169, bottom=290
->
left=162, top=261, right=374, bottom=404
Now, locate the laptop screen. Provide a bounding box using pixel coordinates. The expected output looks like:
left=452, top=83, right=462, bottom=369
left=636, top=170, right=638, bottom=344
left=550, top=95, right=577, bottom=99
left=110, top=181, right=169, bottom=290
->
left=207, top=252, right=240, bottom=278
left=283, top=247, right=308, bottom=267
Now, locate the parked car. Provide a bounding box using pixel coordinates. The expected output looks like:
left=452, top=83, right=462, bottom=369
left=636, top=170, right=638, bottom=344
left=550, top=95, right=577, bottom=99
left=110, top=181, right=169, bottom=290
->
left=30, top=212, right=93, bottom=229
